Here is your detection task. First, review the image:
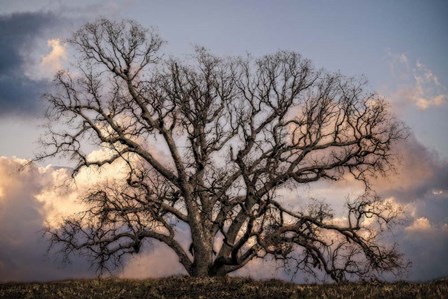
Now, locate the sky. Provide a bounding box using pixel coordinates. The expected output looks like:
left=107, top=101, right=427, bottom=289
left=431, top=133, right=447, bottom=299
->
left=0, top=0, right=447, bottom=282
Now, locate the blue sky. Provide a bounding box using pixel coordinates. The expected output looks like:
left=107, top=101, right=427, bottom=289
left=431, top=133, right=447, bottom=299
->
left=0, top=0, right=447, bottom=282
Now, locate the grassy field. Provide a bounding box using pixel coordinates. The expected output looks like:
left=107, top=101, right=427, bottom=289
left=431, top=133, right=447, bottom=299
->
left=1, top=276, right=447, bottom=299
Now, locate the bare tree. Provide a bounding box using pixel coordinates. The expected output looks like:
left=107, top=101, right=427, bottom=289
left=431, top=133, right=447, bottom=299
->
left=38, top=19, right=408, bottom=281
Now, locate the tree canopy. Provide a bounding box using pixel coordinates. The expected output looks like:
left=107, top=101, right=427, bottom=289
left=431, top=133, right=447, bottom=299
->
left=38, top=19, right=408, bottom=281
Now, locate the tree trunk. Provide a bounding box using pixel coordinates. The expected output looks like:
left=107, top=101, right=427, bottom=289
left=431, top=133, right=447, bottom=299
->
left=190, top=245, right=216, bottom=277
left=191, top=260, right=211, bottom=277
left=191, top=259, right=228, bottom=277
left=189, top=226, right=215, bottom=277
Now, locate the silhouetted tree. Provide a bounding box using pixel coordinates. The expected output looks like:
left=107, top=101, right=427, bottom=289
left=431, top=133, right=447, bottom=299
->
left=38, top=19, right=408, bottom=281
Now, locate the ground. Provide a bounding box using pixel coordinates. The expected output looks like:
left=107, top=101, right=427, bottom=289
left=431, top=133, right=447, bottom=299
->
left=1, top=276, right=447, bottom=299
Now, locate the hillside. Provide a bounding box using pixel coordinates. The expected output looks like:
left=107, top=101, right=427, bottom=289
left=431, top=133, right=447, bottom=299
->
left=1, top=276, right=447, bottom=299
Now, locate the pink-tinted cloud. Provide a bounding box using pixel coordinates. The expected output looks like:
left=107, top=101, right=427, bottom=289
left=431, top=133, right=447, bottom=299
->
left=405, top=217, right=431, bottom=232
left=0, top=157, right=91, bottom=282
left=1, top=135, right=448, bottom=282
left=0, top=155, right=186, bottom=282
left=274, top=132, right=448, bottom=281
left=372, top=134, right=448, bottom=207
left=387, top=52, right=447, bottom=111
left=118, top=242, right=187, bottom=279
left=355, top=135, right=448, bottom=280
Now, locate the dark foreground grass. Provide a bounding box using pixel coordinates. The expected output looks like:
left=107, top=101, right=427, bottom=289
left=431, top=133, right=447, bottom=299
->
left=1, top=276, right=447, bottom=299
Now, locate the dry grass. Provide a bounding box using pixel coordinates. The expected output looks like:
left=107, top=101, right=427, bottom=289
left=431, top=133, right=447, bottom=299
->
left=1, top=276, right=447, bottom=299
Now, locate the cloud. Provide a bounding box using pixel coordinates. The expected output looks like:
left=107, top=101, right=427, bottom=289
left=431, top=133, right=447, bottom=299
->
left=0, top=156, right=91, bottom=282
left=0, top=154, right=151, bottom=282
left=41, top=39, right=67, bottom=72
left=405, top=217, right=431, bottom=232
left=365, top=137, right=448, bottom=278
left=0, top=12, right=64, bottom=116
left=25, top=39, right=68, bottom=81
left=413, top=61, right=446, bottom=109
left=372, top=134, right=448, bottom=203
left=387, top=50, right=410, bottom=80
left=0, top=155, right=188, bottom=282
left=1, top=133, right=447, bottom=282
left=0, top=2, right=137, bottom=117
left=287, top=133, right=448, bottom=281
left=387, top=52, right=447, bottom=111
left=118, top=242, right=187, bottom=279
left=398, top=222, right=448, bottom=281
left=370, top=135, right=448, bottom=280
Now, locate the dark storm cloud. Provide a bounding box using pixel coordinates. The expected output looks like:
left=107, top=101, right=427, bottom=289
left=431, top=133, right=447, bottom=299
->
left=0, top=12, right=62, bottom=116
left=0, top=77, right=47, bottom=116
